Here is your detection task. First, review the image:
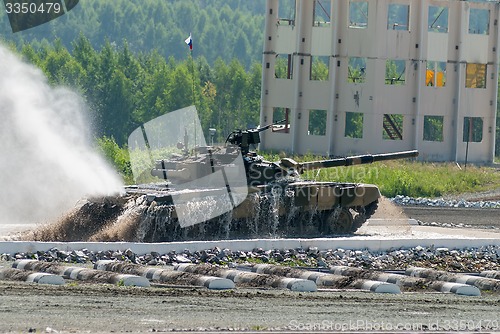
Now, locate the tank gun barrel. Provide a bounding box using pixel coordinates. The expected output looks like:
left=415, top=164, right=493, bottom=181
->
left=280, top=150, right=419, bottom=174
left=225, top=119, right=287, bottom=154
left=256, top=119, right=286, bottom=133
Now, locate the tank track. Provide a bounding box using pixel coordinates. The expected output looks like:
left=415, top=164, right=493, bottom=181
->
left=68, top=193, right=378, bottom=242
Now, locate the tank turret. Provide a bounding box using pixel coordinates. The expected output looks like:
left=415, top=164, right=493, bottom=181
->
left=151, top=121, right=418, bottom=186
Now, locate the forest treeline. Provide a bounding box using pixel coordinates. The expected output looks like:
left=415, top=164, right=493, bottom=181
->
left=1, top=0, right=498, bottom=157
left=1, top=0, right=495, bottom=71
left=12, top=37, right=500, bottom=158
left=15, top=36, right=262, bottom=147
left=0, top=0, right=266, bottom=69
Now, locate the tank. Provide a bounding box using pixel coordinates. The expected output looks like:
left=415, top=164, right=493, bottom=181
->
left=119, top=122, right=419, bottom=242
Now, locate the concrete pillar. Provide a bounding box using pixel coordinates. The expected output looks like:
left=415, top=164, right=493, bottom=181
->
left=452, top=1, right=466, bottom=162
left=328, top=0, right=342, bottom=155
left=489, top=4, right=500, bottom=162
left=413, top=0, right=428, bottom=153
left=260, top=0, right=279, bottom=150
left=291, top=0, right=315, bottom=153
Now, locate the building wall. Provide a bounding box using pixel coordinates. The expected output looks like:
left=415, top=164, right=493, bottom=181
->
left=260, top=0, right=499, bottom=163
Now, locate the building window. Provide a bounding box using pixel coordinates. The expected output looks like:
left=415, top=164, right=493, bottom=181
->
left=428, top=6, right=448, bottom=33
left=426, top=61, right=446, bottom=87
left=310, top=56, right=329, bottom=81
left=463, top=117, right=483, bottom=143
left=469, top=8, right=489, bottom=35
left=387, top=4, right=409, bottom=31
left=383, top=114, right=403, bottom=140
left=275, top=54, right=293, bottom=79
left=345, top=112, right=364, bottom=138
left=465, top=63, right=487, bottom=89
left=349, top=1, right=368, bottom=29
left=272, top=107, right=291, bottom=133
left=423, top=116, right=444, bottom=142
left=308, top=110, right=327, bottom=136
left=348, top=57, right=366, bottom=83
left=385, top=60, right=406, bottom=85
left=278, top=0, right=296, bottom=26
left=313, top=0, right=331, bottom=27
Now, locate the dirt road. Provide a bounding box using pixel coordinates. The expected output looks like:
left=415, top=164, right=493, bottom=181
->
left=0, top=280, right=499, bottom=333
left=401, top=206, right=500, bottom=228
left=0, top=199, right=499, bottom=333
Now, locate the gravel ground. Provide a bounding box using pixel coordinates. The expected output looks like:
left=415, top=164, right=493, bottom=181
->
left=390, top=190, right=500, bottom=229
left=0, top=280, right=499, bottom=333
left=2, top=241, right=500, bottom=272
left=0, top=194, right=499, bottom=333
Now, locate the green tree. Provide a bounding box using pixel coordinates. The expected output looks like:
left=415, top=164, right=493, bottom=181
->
left=168, top=61, right=196, bottom=111
left=311, top=57, right=329, bottom=81
left=345, top=112, right=363, bottom=138
left=385, top=60, right=405, bottom=85
left=15, top=39, right=262, bottom=149
left=245, top=63, right=262, bottom=127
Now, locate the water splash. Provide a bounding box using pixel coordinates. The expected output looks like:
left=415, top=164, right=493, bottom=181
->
left=0, top=44, right=123, bottom=227
left=18, top=182, right=351, bottom=242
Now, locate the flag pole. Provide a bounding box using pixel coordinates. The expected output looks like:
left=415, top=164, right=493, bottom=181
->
left=191, top=47, right=196, bottom=155
left=185, top=33, right=197, bottom=155
left=190, top=51, right=196, bottom=111
left=185, top=33, right=195, bottom=106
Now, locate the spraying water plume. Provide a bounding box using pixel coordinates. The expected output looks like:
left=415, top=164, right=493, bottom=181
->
left=0, top=44, right=123, bottom=227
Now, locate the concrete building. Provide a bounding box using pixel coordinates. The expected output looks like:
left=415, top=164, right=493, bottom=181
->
left=259, top=0, right=499, bottom=162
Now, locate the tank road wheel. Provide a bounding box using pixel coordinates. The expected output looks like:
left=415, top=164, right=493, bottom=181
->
left=324, top=207, right=353, bottom=235
left=352, top=199, right=379, bottom=232
left=364, top=200, right=379, bottom=219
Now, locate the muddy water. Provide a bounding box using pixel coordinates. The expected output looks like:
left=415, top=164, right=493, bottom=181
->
left=19, top=192, right=296, bottom=242
left=13, top=192, right=404, bottom=243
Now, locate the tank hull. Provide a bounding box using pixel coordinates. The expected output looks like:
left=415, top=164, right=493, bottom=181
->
left=109, top=180, right=381, bottom=242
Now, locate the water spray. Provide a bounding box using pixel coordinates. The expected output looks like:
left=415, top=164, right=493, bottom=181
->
left=0, top=44, right=123, bottom=228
